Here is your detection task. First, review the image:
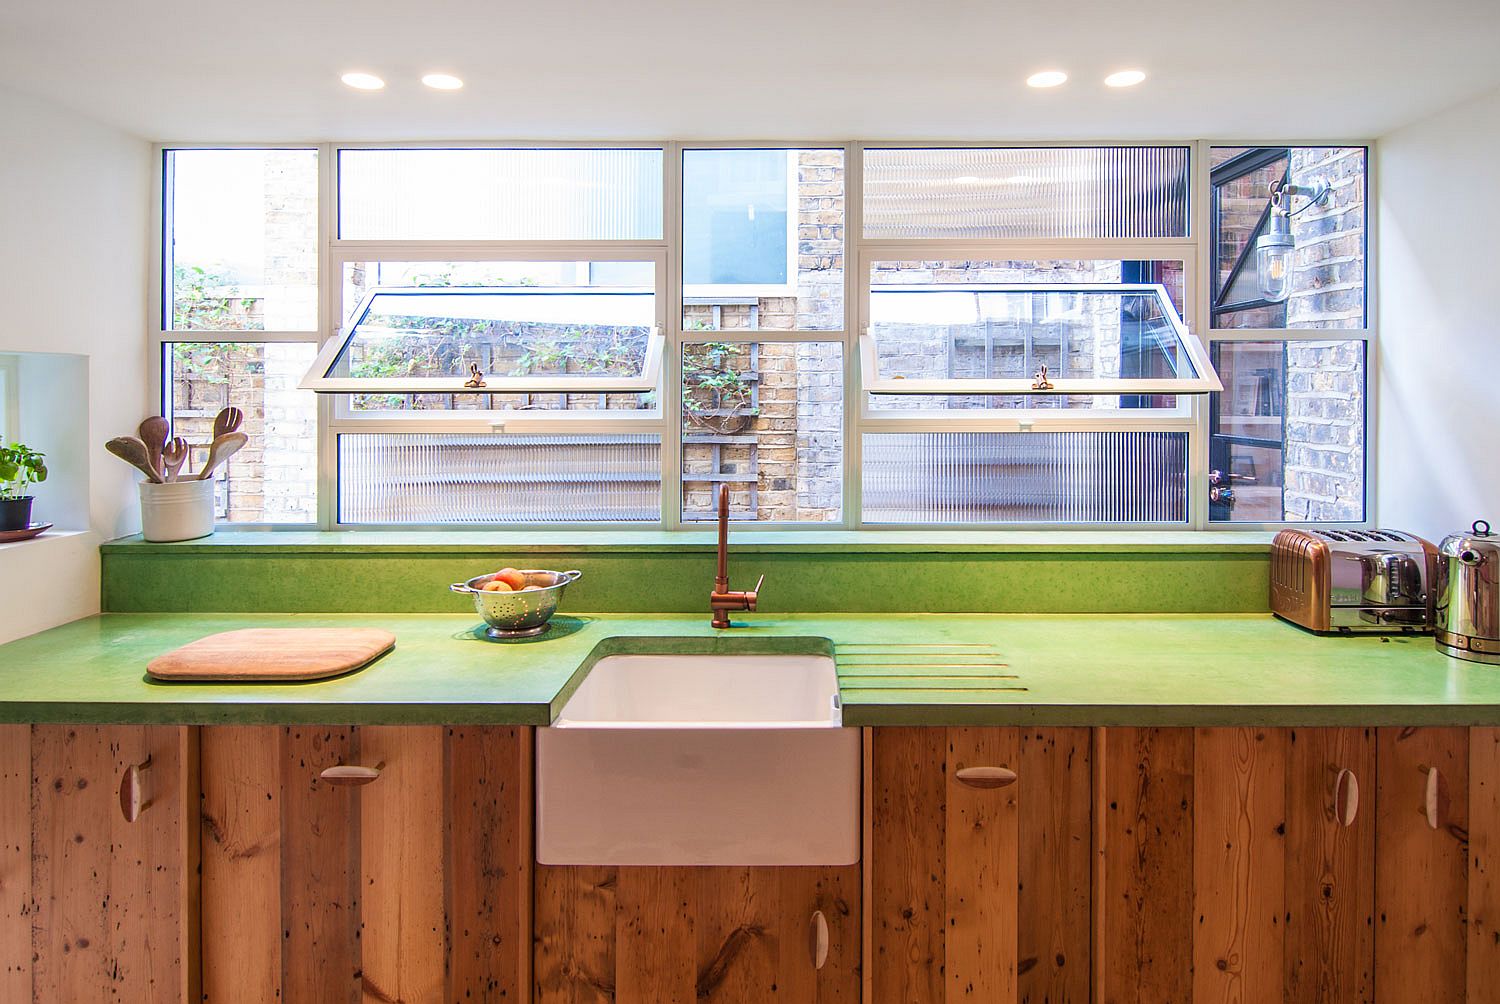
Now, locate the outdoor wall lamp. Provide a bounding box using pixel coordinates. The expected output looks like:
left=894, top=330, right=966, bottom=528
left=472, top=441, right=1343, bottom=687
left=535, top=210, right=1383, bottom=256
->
left=1256, top=177, right=1331, bottom=303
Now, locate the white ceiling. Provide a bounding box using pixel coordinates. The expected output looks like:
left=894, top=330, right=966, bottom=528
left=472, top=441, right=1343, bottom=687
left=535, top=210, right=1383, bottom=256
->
left=2, top=0, right=1498, bottom=142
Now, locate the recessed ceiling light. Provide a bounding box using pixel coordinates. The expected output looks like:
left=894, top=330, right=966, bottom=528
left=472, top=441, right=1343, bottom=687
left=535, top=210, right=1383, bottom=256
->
left=1026, top=70, right=1068, bottom=89
left=341, top=72, right=385, bottom=91
left=1104, top=69, right=1147, bottom=88
left=422, top=73, right=464, bottom=91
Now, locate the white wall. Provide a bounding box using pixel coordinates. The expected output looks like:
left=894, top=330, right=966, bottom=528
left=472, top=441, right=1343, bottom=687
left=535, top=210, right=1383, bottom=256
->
left=0, top=86, right=149, bottom=642
left=1377, top=86, right=1500, bottom=541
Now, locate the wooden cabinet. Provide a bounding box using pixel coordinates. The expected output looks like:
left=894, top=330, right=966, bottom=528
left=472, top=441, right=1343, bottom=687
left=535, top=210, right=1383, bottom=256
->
left=197, top=724, right=530, bottom=1004
left=1, top=723, right=198, bottom=1004
left=869, top=726, right=1091, bottom=1004
left=533, top=864, right=860, bottom=1002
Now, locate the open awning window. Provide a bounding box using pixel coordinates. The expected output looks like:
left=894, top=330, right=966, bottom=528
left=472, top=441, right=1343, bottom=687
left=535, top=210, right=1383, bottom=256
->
left=301, top=286, right=664, bottom=395
left=861, top=283, right=1221, bottom=396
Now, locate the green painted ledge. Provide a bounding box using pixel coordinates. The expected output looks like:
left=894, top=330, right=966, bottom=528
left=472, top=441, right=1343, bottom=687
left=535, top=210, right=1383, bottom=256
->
left=100, top=530, right=1274, bottom=615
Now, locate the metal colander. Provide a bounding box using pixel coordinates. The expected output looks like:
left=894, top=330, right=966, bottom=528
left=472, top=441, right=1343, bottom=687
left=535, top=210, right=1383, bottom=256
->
left=450, top=569, right=582, bottom=638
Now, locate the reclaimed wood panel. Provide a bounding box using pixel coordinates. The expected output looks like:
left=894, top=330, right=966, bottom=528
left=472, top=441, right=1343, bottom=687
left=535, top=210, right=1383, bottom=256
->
left=695, top=867, right=775, bottom=1001
left=31, top=725, right=196, bottom=1004
left=281, top=726, right=360, bottom=1004
left=945, top=727, right=1019, bottom=1002
left=1016, top=727, right=1091, bottom=1004
left=1376, top=726, right=1469, bottom=1004
left=1193, top=727, right=1287, bottom=1004
left=0, top=725, right=30, bottom=1003
left=1284, top=727, right=1375, bottom=1004
left=615, top=868, right=695, bottom=1002
left=779, top=864, right=861, bottom=1003
left=1095, top=726, right=1194, bottom=1004
left=871, top=727, right=946, bottom=1003
left=533, top=865, right=619, bottom=1003
left=201, top=725, right=282, bottom=1004
left=1470, top=727, right=1500, bottom=997
left=359, top=726, right=446, bottom=1004
left=446, top=726, right=530, bottom=1002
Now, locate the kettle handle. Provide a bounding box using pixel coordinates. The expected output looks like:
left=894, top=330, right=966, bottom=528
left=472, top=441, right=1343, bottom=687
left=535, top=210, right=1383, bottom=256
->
left=1475, top=519, right=1492, bottom=536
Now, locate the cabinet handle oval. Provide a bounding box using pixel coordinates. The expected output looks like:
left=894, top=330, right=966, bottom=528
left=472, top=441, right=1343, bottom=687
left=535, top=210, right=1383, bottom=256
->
left=1425, top=766, right=1441, bottom=830
left=119, top=756, right=153, bottom=823
left=809, top=910, right=829, bottom=971
left=1334, top=767, right=1359, bottom=827
left=320, top=764, right=383, bottom=787
left=955, top=766, right=1018, bottom=789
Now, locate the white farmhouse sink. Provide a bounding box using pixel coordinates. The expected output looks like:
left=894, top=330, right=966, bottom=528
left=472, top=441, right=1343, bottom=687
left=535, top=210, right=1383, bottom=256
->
left=535, top=652, right=861, bottom=866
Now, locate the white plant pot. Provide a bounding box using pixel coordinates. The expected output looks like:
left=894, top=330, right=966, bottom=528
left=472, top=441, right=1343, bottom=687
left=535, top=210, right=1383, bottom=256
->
left=139, top=479, right=216, bottom=542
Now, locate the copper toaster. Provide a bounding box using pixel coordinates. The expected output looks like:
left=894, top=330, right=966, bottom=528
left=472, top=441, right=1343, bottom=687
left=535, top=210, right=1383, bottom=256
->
left=1270, top=529, right=1437, bottom=634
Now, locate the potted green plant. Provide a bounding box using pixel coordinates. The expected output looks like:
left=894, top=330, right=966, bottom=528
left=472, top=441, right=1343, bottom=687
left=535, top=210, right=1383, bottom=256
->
left=0, top=442, right=48, bottom=531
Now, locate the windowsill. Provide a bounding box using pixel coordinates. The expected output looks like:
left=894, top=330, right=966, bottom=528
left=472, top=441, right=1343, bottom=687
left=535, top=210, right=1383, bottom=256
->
left=0, top=528, right=96, bottom=552
left=101, top=528, right=1275, bottom=555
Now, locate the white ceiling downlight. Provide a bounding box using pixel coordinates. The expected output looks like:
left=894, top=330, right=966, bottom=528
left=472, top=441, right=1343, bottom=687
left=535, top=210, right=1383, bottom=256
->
left=1026, top=70, right=1068, bottom=88
left=1104, top=69, right=1147, bottom=88
left=422, top=73, right=464, bottom=90
left=340, top=72, right=385, bottom=91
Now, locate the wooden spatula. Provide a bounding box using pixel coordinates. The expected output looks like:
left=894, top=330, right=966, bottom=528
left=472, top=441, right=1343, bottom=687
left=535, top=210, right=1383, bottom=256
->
left=161, top=436, right=190, bottom=482
left=195, top=431, right=248, bottom=480
left=138, top=416, right=170, bottom=481
left=106, top=437, right=165, bottom=483
left=213, top=406, right=244, bottom=439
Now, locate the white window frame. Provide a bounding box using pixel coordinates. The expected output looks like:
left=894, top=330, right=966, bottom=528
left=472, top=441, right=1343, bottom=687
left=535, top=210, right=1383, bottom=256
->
left=147, top=138, right=1375, bottom=532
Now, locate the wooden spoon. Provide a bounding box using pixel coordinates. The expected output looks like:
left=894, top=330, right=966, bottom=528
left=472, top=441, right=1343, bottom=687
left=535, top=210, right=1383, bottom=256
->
left=106, top=437, right=165, bottom=484
left=138, top=416, right=170, bottom=480
left=161, top=437, right=190, bottom=482
left=195, top=432, right=248, bottom=480
left=213, top=406, right=244, bottom=439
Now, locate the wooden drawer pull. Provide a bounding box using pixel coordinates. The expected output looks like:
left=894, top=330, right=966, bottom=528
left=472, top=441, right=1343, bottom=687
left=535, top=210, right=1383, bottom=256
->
left=320, top=763, right=383, bottom=787
left=1334, top=767, right=1359, bottom=827
left=1425, top=766, right=1441, bottom=830
left=809, top=910, right=829, bottom=970
left=119, top=756, right=153, bottom=823
left=955, top=766, right=1018, bottom=789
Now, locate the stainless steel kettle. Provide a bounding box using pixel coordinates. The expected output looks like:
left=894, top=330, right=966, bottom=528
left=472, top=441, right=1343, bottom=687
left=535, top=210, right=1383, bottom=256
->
left=1436, top=519, right=1500, bottom=665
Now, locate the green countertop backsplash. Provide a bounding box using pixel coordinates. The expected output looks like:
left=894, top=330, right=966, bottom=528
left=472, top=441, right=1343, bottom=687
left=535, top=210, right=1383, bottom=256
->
left=0, top=612, right=1492, bottom=728
left=100, top=531, right=1274, bottom=614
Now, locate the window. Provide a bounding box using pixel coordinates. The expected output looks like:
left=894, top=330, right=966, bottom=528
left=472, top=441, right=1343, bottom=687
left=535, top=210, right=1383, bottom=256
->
left=337, top=148, right=663, bottom=241
left=0, top=354, right=16, bottom=444
left=157, top=149, right=320, bottom=523
left=1208, top=147, right=1369, bottom=523
left=155, top=141, right=1375, bottom=530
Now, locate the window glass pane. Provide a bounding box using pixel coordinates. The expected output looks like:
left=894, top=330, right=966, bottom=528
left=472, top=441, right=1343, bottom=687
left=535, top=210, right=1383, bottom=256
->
left=1209, top=340, right=1365, bottom=522
left=1210, top=147, right=1366, bottom=329
left=165, top=342, right=319, bottom=523
left=338, top=149, right=663, bottom=240
left=868, top=259, right=1186, bottom=411
left=333, top=260, right=656, bottom=411
left=681, top=341, right=843, bottom=523
left=166, top=149, right=318, bottom=331
left=682, top=149, right=843, bottom=330
left=863, top=147, right=1189, bottom=239
left=338, top=434, right=660, bottom=523
left=862, top=432, right=1187, bottom=523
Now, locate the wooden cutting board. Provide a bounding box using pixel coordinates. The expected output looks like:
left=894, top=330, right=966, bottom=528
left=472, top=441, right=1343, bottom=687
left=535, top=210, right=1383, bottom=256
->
left=147, top=628, right=396, bottom=681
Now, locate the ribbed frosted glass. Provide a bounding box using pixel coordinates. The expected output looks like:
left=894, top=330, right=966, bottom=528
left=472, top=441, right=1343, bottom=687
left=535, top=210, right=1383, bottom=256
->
left=862, top=432, right=1187, bottom=523
left=338, top=434, right=661, bottom=524
left=863, top=147, right=1190, bottom=239
left=338, top=149, right=663, bottom=240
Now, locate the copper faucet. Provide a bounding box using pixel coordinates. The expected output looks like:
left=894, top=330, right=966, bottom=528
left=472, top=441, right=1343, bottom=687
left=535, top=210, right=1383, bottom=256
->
left=710, top=484, right=762, bottom=629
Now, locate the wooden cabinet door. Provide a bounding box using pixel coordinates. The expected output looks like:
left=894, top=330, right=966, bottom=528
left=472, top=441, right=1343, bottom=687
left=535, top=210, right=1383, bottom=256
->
left=534, top=863, right=859, bottom=1003
left=198, top=724, right=530, bottom=1004
left=4, top=724, right=199, bottom=1004
left=1096, top=727, right=1375, bottom=1004
left=870, top=726, right=1091, bottom=1004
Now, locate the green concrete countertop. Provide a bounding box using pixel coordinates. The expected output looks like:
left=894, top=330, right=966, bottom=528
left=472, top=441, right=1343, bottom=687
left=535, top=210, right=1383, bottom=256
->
left=1, top=612, right=1496, bottom=727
